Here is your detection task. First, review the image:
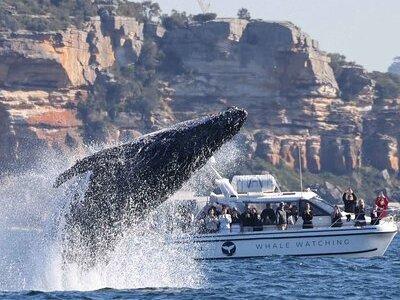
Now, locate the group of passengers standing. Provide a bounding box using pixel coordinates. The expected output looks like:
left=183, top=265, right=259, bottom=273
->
left=201, top=189, right=390, bottom=234
left=202, top=201, right=315, bottom=234
left=342, top=188, right=389, bottom=226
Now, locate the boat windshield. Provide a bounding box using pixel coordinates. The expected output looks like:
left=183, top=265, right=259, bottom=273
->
left=309, top=196, right=334, bottom=214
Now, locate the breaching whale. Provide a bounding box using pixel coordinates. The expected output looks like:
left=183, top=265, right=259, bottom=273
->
left=55, top=107, right=247, bottom=263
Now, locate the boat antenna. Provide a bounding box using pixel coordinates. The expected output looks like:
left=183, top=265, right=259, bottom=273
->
left=298, top=145, right=303, bottom=194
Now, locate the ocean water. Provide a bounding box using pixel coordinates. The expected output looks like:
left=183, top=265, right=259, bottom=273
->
left=0, top=235, right=398, bottom=299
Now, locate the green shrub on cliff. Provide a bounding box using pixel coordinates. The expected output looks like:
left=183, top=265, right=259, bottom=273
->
left=328, top=53, right=357, bottom=79
left=369, top=71, right=400, bottom=99
left=192, top=13, right=217, bottom=23
left=117, top=0, right=160, bottom=22
left=0, top=0, right=96, bottom=31
left=237, top=8, right=251, bottom=20
left=161, top=10, right=190, bottom=30
left=0, top=0, right=160, bottom=32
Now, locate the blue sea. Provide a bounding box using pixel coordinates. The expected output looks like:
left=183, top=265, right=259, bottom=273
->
left=1, top=235, right=398, bottom=300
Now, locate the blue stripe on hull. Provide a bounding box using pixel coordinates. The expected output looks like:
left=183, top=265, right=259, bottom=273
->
left=195, top=248, right=378, bottom=260
left=189, top=230, right=397, bottom=244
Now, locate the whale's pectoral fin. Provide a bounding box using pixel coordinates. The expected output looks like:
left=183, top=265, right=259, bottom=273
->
left=53, top=142, right=139, bottom=188
left=53, top=156, right=97, bottom=188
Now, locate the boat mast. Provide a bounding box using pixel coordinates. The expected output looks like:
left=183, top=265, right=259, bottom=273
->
left=298, top=145, right=303, bottom=193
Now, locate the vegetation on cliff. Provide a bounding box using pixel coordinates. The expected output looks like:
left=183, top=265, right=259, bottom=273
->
left=369, top=71, right=400, bottom=99
left=0, top=0, right=96, bottom=31
left=237, top=8, right=251, bottom=20
left=0, top=0, right=161, bottom=32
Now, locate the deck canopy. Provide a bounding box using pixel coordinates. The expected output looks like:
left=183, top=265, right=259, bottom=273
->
left=231, top=174, right=280, bottom=194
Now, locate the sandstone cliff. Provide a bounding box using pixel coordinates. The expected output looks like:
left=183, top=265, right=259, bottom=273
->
left=0, top=14, right=399, bottom=184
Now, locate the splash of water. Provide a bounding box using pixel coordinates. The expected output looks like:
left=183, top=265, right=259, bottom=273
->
left=0, top=140, right=244, bottom=292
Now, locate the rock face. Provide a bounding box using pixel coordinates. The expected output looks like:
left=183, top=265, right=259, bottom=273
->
left=363, top=98, right=400, bottom=173
left=0, top=16, right=143, bottom=171
left=0, top=16, right=399, bottom=177
left=159, top=19, right=365, bottom=174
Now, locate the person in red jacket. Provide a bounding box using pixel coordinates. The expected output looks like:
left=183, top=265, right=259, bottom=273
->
left=375, top=191, right=389, bottom=218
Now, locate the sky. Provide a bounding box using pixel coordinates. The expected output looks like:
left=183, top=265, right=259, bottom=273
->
left=153, top=0, right=400, bottom=72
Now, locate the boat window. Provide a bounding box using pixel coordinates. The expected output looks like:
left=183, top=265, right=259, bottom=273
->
left=299, top=199, right=330, bottom=216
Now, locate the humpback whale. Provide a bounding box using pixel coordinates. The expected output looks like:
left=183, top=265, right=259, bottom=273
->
left=55, top=107, right=247, bottom=263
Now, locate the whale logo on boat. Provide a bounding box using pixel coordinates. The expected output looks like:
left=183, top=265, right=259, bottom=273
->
left=55, top=107, right=247, bottom=264
left=222, top=241, right=236, bottom=256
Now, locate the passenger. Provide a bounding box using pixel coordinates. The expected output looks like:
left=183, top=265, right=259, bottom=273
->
left=370, top=204, right=380, bottom=225
left=291, top=204, right=299, bottom=223
left=218, top=206, right=232, bottom=234
left=301, top=203, right=313, bottom=229
left=241, top=205, right=252, bottom=227
left=285, top=203, right=297, bottom=225
left=230, top=207, right=241, bottom=224
left=261, top=203, right=276, bottom=225
left=354, top=199, right=367, bottom=227
left=204, top=207, right=219, bottom=233
left=194, top=210, right=207, bottom=234
left=375, top=191, right=389, bottom=218
left=246, top=207, right=260, bottom=230
left=331, top=205, right=343, bottom=227
left=230, top=207, right=241, bottom=233
left=342, top=188, right=357, bottom=213
left=250, top=207, right=262, bottom=231
left=276, top=202, right=287, bottom=230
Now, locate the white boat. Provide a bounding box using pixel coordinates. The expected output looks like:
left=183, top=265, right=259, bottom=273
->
left=172, top=174, right=398, bottom=259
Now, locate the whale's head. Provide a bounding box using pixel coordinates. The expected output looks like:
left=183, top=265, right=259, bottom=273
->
left=119, top=106, right=248, bottom=206
left=144, top=106, right=248, bottom=169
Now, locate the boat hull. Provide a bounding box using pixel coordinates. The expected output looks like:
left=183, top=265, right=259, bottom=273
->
left=180, top=223, right=398, bottom=259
